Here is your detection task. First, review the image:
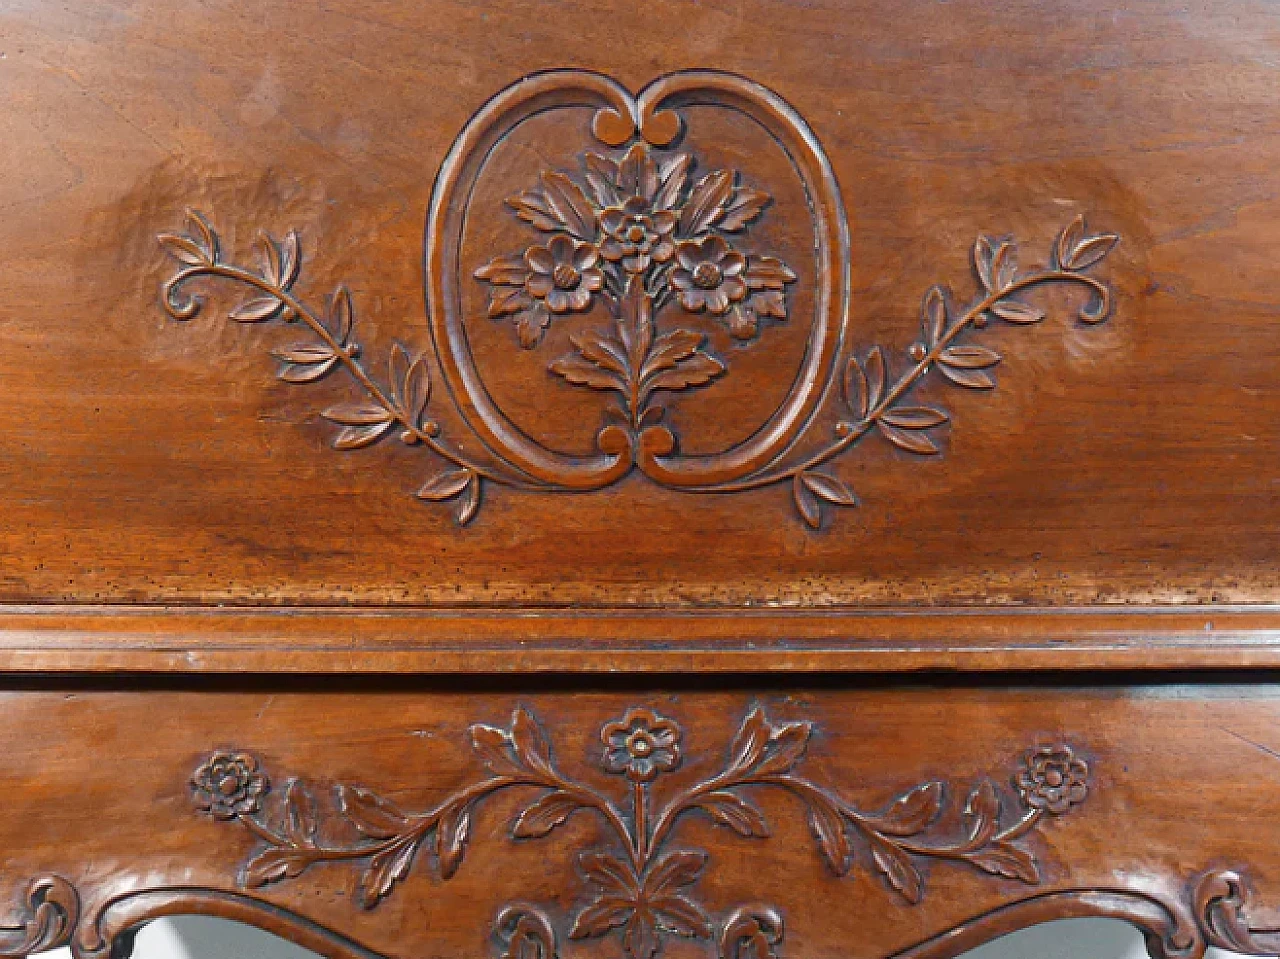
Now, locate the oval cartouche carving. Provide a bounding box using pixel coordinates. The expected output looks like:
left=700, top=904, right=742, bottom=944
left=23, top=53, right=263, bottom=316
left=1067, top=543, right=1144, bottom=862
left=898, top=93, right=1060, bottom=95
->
left=158, top=70, right=1119, bottom=528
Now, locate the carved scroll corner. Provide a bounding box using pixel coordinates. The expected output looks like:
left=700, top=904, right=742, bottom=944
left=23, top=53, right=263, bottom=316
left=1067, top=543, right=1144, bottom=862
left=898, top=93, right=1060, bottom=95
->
left=0, top=875, right=79, bottom=956
left=1195, top=869, right=1280, bottom=956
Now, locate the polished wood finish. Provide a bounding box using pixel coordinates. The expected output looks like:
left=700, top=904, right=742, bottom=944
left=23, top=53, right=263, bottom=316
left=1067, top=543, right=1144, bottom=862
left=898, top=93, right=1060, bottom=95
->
left=4, top=1, right=1280, bottom=958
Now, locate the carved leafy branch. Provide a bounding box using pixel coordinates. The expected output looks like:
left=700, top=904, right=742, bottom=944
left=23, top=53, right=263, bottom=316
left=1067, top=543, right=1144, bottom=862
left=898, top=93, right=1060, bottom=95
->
left=158, top=211, right=540, bottom=524
left=193, top=707, right=1089, bottom=959
left=766, top=214, right=1119, bottom=527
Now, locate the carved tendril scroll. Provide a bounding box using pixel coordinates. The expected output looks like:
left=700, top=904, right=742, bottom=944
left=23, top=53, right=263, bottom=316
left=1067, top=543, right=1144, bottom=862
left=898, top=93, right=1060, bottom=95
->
left=191, top=706, right=1089, bottom=959
left=158, top=69, right=1119, bottom=528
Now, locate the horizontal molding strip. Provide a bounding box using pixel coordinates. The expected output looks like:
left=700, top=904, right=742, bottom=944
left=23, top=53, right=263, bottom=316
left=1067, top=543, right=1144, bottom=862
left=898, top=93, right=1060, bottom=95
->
left=0, top=605, right=1278, bottom=672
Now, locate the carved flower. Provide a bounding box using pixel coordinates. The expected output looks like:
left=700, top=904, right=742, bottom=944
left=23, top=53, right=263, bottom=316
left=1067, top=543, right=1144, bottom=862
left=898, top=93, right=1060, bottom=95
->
left=671, top=237, right=747, bottom=315
left=526, top=235, right=604, bottom=314
left=1016, top=745, right=1088, bottom=814
left=192, top=751, right=268, bottom=820
left=600, top=197, right=677, bottom=274
left=601, top=708, right=682, bottom=782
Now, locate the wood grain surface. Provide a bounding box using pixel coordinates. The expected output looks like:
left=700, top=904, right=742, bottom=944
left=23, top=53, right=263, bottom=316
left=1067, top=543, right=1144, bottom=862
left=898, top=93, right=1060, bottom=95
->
left=2, top=0, right=1278, bottom=626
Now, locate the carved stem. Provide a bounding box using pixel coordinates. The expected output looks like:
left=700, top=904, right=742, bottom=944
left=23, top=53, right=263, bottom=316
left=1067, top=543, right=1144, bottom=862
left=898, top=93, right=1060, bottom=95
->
left=701, top=270, right=1110, bottom=494
left=166, top=265, right=543, bottom=490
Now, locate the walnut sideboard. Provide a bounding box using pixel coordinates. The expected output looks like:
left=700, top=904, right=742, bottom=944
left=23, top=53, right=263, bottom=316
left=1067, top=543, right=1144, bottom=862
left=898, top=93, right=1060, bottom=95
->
left=4, top=3, right=1280, bottom=959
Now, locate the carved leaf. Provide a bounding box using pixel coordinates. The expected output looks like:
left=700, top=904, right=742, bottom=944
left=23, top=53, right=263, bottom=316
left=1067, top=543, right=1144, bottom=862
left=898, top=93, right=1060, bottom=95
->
left=991, top=241, right=1016, bottom=291
left=358, top=838, right=417, bottom=908
left=792, top=474, right=822, bottom=529
left=243, top=847, right=312, bottom=888
left=333, top=421, right=394, bottom=451
left=510, top=706, right=556, bottom=779
left=280, top=230, right=301, bottom=289
left=966, top=840, right=1039, bottom=883
left=743, top=257, right=796, bottom=290
left=158, top=233, right=209, bottom=266
left=284, top=780, right=319, bottom=846
left=514, top=307, right=550, bottom=348
left=679, top=169, right=733, bottom=235
left=652, top=895, right=713, bottom=938
left=940, top=345, right=1001, bottom=369
left=506, top=190, right=565, bottom=233
left=584, top=153, right=621, bottom=207
left=417, top=469, right=474, bottom=502
left=868, top=834, right=923, bottom=904
left=639, top=329, right=703, bottom=382
left=939, top=365, right=996, bottom=390
left=512, top=790, right=582, bottom=839
left=806, top=795, right=852, bottom=875
left=653, top=154, right=692, bottom=210
left=799, top=473, right=858, bottom=511
left=328, top=287, right=353, bottom=342
left=974, top=236, right=996, bottom=292
left=279, top=356, right=338, bottom=383
left=338, top=785, right=411, bottom=839
left=186, top=209, right=219, bottom=262
left=843, top=357, right=869, bottom=419
left=752, top=291, right=787, bottom=321
left=456, top=475, right=481, bottom=525
left=489, top=287, right=534, bottom=318
left=991, top=300, right=1045, bottom=324
left=1056, top=214, right=1085, bottom=269
left=878, top=422, right=939, bottom=455
left=964, top=780, right=1001, bottom=847
left=719, top=188, right=771, bottom=231
left=570, top=898, right=634, bottom=940
left=643, top=351, right=725, bottom=395
left=257, top=232, right=283, bottom=286
left=864, top=346, right=886, bottom=409
left=869, top=781, right=944, bottom=836
left=550, top=353, right=627, bottom=393
left=435, top=801, right=472, bottom=880
left=322, top=404, right=394, bottom=427
left=404, top=356, right=431, bottom=425
left=474, top=254, right=530, bottom=286
left=1059, top=215, right=1119, bottom=270
left=540, top=172, right=597, bottom=239
left=645, top=850, right=706, bottom=897
left=272, top=345, right=335, bottom=365
left=617, top=144, right=660, bottom=202
left=575, top=330, right=630, bottom=378
left=727, top=707, right=770, bottom=774
left=754, top=720, right=812, bottom=777
left=922, top=285, right=947, bottom=346
left=229, top=296, right=283, bottom=322
left=470, top=722, right=522, bottom=775
left=579, top=850, right=638, bottom=898
left=880, top=407, right=948, bottom=430
left=698, top=791, right=770, bottom=838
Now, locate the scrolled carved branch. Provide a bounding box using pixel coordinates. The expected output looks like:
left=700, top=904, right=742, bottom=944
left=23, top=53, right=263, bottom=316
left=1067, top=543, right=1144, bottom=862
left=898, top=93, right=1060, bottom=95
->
left=156, top=72, right=1121, bottom=528
left=0, top=876, right=78, bottom=956
left=192, top=706, right=1089, bottom=959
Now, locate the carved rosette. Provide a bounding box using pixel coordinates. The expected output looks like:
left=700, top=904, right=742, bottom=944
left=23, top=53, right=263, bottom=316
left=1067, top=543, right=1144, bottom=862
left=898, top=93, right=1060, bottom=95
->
left=158, top=69, right=1120, bottom=528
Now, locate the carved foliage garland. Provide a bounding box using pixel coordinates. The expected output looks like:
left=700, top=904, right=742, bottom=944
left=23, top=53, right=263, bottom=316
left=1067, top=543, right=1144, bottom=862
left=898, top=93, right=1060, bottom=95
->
left=157, top=70, right=1120, bottom=528
left=191, top=706, right=1089, bottom=959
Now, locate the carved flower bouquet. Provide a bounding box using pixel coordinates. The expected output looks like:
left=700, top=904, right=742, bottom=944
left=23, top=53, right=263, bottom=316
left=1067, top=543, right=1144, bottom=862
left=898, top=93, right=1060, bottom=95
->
left=474, top=143, right=797, bottom=430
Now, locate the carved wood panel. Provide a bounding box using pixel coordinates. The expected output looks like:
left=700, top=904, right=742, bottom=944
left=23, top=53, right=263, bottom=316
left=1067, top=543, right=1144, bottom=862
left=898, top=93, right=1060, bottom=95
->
left=2, top=683, right=1280, bottom=959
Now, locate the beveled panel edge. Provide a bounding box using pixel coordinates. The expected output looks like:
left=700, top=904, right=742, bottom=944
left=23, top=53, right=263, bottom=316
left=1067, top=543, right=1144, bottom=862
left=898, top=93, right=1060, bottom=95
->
left=0, top=605, right=1277, bottom=672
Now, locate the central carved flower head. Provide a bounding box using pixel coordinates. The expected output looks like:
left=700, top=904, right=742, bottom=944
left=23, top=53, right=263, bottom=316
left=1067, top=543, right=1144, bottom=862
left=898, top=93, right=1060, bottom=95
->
left=672, top=236, right=747, bottom=314
left=601, top=707, right=682, bottom=782
left=525, top=235, right=603, bottom=313
left=191, top=751, right=269, bottom=821
left=1016, top=744, right=1088, bottom=814
left=600, top=196, right=677, bottom=274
